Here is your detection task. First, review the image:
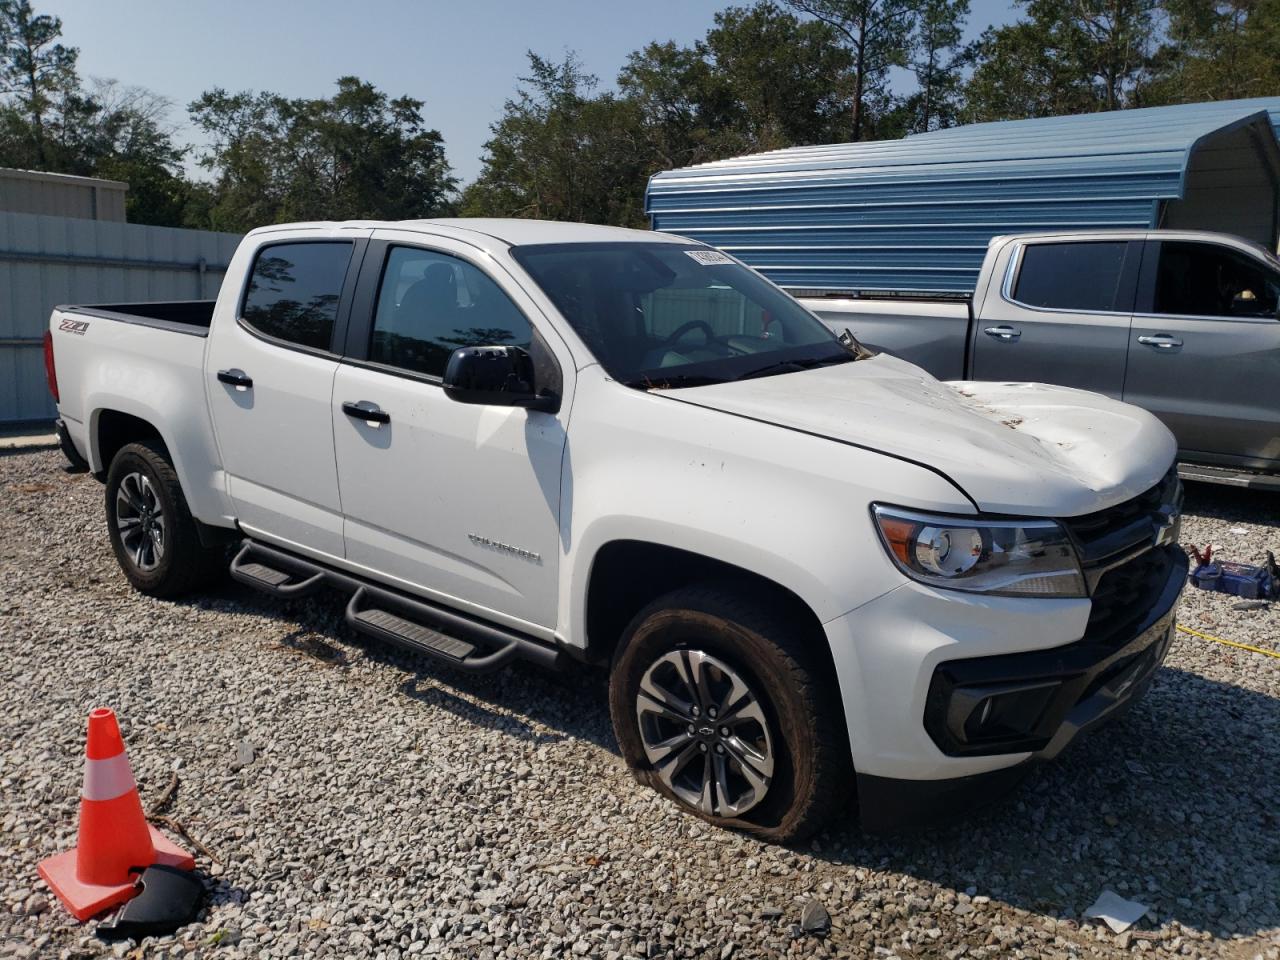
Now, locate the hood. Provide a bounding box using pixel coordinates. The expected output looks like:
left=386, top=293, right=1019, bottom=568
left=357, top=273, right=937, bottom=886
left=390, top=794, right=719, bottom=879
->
left=671, top=355, right=1176, bottom=516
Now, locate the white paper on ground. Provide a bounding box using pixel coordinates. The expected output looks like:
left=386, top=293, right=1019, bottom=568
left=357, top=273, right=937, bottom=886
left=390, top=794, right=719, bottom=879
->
left=1084, top=890, right=1149, bottom=933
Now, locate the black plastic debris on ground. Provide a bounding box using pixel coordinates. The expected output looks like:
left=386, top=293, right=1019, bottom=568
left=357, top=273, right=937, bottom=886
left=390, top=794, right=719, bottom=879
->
left=97, top=865, right=205, bottom=941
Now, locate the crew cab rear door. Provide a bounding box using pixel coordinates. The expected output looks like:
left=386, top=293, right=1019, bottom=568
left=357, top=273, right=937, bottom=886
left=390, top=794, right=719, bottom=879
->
left=330, top=231, right=572, bottom=631
left=205, top=236, right=366, bottom=557
left=970, top=239, right=1141, bottom=398
left=1124, top=238, right=1280, bottom=468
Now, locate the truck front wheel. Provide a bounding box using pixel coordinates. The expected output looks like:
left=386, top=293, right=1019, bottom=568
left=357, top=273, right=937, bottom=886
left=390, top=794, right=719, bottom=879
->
left=608, top=585, right=851, bottom=842
left=105, top=440, right=222, bottom=598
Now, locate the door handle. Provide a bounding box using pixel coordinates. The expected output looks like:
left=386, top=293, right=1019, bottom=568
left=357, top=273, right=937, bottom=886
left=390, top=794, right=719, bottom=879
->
left=1137, top=334, right=1183, bottom=349
left=216, top=368, right=253, bottom=390
left=983, top=325, right=1021, bottom=341
left=342, top=400, right=391, bottom=426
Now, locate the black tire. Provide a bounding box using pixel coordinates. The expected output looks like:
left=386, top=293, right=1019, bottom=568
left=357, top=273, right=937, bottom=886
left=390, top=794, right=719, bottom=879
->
left=609, top=584, right=852, bottom=842
left=104, top=439, right=223, bottom=598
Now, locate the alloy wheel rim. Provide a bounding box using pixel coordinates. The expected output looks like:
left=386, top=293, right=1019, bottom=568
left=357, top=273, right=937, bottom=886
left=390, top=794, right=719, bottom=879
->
left=635, top=649, right=775, bottom=818
left=115, top=471, right=165, bottom=571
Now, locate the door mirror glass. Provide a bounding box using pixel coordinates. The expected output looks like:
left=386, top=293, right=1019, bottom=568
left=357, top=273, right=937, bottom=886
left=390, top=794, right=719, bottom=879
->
left=442, top=345, right=559, bottom=413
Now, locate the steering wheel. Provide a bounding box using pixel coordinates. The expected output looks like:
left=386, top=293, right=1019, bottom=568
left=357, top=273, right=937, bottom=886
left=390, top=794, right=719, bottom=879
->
left=661, top=320, right=715, bottom=347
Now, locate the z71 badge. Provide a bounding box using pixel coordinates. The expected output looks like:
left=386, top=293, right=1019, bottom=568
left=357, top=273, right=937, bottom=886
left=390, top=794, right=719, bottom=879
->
left=58, top=319, right=90, bottom=335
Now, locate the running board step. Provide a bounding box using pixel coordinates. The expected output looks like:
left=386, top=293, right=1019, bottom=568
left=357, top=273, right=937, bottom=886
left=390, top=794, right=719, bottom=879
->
left=344, top=586, right=523, bottom=673
left=349, top=607, right=477, bottom=663
left=228, top=538, right=564, bottom=674
left=230, top=542, right=325, bottom=598
left=1177, top=462, right=1280, bottom=491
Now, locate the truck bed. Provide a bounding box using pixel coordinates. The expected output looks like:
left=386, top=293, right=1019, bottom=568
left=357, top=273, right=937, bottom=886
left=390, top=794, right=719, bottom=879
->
left=798, top=295, right=973, bottom=381
left=57, top=300, right=216, bottom=338
left=48, top=301, right=223, bottom=515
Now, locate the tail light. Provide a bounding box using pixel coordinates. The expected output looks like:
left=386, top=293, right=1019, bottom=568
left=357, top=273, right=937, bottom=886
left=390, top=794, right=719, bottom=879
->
left=43, top=330, right=59, bottom=403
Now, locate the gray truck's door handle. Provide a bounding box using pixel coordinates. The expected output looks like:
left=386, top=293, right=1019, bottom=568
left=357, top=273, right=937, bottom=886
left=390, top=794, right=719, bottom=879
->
left=1137, top=334, right=1183, bottom=349
left=983, top=325, right=1021, bottom=341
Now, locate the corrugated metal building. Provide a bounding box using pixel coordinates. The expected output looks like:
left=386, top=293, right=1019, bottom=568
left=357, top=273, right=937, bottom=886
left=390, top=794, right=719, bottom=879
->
left=0, top=212, right=241, bottom=423
left=0, top=167, right=128, bottom=222
left=646, top=97, right=1280, bottom=294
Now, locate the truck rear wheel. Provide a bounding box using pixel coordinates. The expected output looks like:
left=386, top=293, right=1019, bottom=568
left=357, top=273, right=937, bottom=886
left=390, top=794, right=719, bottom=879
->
left=105, top=440, right=222, bottom=598
left=608, top=584, right=851, bottom=842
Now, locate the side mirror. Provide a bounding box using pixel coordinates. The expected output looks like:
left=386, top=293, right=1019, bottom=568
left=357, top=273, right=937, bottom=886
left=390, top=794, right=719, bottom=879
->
left=442, top=345, right=560, bottom=413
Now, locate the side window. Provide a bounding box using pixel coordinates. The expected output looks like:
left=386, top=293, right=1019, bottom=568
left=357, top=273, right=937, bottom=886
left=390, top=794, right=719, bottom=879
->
left=1153, top=241, right=1280, bottom=319
left=1013, top=241, right=1130, bottom=312
left=241, top=242, right=353, bottom=350
left=370, top=246, right=532, bottom=377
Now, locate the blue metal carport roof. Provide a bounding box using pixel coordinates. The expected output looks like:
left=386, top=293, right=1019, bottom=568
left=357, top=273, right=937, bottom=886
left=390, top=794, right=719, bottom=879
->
left=645, top=97, right=1280, bottom=294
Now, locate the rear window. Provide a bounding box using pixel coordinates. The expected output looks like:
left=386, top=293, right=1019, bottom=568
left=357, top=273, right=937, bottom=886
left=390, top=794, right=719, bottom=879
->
left=1013, top=242, right=1130, bottom=312
left=241, top=242, right=353, bottom=350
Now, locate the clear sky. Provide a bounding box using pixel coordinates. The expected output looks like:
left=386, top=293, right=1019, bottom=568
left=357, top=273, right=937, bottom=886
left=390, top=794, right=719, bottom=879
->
left=53, top=0, right=1019, bottom=185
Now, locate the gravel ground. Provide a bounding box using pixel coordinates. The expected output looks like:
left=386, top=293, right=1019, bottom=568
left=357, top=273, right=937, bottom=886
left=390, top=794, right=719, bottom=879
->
left=1, top=448, right=1277, bottom=960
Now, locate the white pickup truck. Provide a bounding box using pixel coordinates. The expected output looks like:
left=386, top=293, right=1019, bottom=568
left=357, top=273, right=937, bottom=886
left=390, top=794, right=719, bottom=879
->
left=46, top=218, right=1186, bottom=838
left=799, top=229, right=1280, bottom=489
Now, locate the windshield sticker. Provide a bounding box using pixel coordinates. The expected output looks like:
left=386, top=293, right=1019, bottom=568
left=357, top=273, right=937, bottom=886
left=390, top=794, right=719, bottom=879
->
left=685, top=250, right=734, bottom=266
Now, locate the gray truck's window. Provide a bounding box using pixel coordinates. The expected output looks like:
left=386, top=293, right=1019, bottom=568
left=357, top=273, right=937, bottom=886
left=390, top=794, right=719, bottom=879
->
left=370, top=246, right=532, bottom=378
left=1153, top=241, right=1280, bottom=318
left=241, top=242, right=353, bottom=350
left=1013, top=242, right=1128, bottom=312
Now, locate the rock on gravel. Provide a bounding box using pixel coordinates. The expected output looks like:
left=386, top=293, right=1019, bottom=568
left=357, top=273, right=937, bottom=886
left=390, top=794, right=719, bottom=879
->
left=1, top=450, right=1277, bottom=959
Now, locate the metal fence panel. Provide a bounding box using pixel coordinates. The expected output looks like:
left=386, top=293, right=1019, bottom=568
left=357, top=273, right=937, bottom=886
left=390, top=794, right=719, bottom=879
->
left=0, top=212, right=241, bottom=423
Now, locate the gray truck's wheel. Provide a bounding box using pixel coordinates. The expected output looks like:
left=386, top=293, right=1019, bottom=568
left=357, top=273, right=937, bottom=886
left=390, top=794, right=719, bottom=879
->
left=105, top=440, right=221, bottom=598
left=609, top=585, right=852, bottom=842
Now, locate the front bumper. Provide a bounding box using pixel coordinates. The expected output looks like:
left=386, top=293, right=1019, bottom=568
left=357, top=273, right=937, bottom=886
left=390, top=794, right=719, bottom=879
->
left=849, top=546, right=1186, bottom=831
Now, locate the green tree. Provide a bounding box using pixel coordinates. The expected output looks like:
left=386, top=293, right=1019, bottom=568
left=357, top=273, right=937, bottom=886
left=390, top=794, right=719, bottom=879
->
left=73, top=81, right=199, bottom=226
left=618, top=3, right=852, bottom=167
left=0, top=0, right=79, bottom=167
left=618, top=40, right=730, bottom=170
left=900, top=0, right=970, bottom=132
left=0, top=2, right=198, bottom=225
left=964, top=0, right=1159, bottom=121
left=190, top=76, right=456, bottom=232
left=461, top=53, right=649, bottom=225
left=700, top=3, right=854, bottom=152
left=1144, top=0, right=1280, bottom=104
left=782, top=0, right=916, bottom=140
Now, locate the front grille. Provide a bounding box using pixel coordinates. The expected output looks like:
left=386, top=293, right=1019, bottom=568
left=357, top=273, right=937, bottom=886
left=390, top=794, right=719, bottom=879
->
left=1062, top=467, right=1181, bottom=562
left=1084, top=545, right=1178, bottom=647
left=1062, top=467, right=1183, bottom=647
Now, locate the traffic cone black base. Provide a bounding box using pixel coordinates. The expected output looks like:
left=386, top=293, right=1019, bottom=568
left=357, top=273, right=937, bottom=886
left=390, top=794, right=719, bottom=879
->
left=38, top=826, right=194, bottom=922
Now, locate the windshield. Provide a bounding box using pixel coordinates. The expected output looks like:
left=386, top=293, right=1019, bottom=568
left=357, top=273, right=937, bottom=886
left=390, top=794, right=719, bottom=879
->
left=510, top=242, right=856, bottom=387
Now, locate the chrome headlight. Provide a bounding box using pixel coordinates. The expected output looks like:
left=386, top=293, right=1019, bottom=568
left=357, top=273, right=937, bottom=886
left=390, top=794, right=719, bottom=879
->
left=871, top=505, right=1086, bottom=598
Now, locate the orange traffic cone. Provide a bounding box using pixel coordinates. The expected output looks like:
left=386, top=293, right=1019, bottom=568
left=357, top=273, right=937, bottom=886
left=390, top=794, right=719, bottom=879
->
left=38, top=708, right=194, bottom=921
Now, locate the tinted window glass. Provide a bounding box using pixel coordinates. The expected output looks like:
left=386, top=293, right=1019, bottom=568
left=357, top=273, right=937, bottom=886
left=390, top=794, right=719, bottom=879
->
left=370, top=246, right=532, bottom=377
left=511, top=242, right=845, bottom=387
left=241, top=242, right=352, bottom=350
left=1013, top=242, right=1129, bottom=312
left=1153, top=241, right=1280, bottom=318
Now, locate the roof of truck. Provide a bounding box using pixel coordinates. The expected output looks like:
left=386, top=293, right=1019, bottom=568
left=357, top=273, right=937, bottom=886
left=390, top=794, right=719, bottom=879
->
left=417, top=218, right=689, bottom=247
left=247, top=218, right=690, bottom=248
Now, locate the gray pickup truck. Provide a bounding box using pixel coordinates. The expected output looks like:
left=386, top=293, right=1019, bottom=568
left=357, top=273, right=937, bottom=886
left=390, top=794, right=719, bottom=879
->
left=799, top=229, right=1280, bottom=488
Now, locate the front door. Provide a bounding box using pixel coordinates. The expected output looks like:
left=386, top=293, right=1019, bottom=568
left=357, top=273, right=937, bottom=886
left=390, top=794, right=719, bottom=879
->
left=205, top=238, right=363, bottom=558
left=330, top=234, right=571, bottom=631
left=1124, top=239, right=1280, bottom=468
left=971, top=239, right=1141, bottom=398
